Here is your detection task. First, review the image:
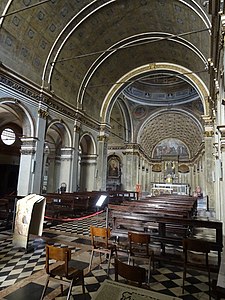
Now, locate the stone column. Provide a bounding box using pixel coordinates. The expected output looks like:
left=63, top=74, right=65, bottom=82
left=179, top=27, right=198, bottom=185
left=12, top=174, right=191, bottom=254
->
left=33, top=106, right=48, bottom=194
left=217, top=126, right=225, bottom=226
left=96, top=125, right=110, bottom=191
left=202, top=116, right=215, bottom=208
left=123, top=146, right=140, bottom=191
left=58, top=147, right=73, bottom=192
left=41, top=144, right=49, bottom=193
left=214, top=15, right=225, bottom=224
left=17, top=105, right=47, bottom=196
left=70, top=120, right=81, bottom=192
left=46, top=153, right=56, bottom=193
left=79, top=154, right=98, bottom=191
left=17, top=137, right=37, bottom=196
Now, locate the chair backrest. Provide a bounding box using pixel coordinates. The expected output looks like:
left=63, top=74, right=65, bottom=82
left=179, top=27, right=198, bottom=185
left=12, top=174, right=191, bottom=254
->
left=114, top=257, right=146, bottom=286
left=183, top=238, right=211, bottom=265
left=90, top=226, right=110, bottom=248
left=45, top=244, right=71, bottom=275
left=128, top=231, right=150, bottom=256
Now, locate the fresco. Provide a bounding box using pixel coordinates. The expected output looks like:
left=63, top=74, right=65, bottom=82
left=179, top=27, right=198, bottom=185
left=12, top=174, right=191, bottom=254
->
left=153, top=138, right=189, bottom=158
left=107, top=156, right=120, bottom=178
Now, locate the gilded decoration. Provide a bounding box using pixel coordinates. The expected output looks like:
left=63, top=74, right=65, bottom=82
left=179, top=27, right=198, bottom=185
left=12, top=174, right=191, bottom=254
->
left=152, top=163, right=162, bottom=172
left=178, top=164, right=190, bottom=173
left=204, top=130, right=214, bottom=137
left=38, top=108, right=49, bottom=119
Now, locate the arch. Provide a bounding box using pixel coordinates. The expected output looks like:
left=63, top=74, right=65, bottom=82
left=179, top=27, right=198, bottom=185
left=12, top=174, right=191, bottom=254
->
left=78, top=33, right=208, bottom=108
left=42, top=0, right=115, bottom=86
left=78, top=133, right=97, bottom=192
left=0, top=98, right=35, bottom=137
left=46, top=119, right=72, bottom=148
left=137, top=107, right=204, bottom=160
left=79, top=132, right=97, bottom=155
left=108, top=97, right=133, bottom=144
left=100, top=63, right=209, bottom=123
left=0, top=98, right=35, bottom=196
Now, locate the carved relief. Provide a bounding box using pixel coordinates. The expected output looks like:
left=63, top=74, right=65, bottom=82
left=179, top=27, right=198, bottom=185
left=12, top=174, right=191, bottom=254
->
left=38, top=108, right=49, bottom=119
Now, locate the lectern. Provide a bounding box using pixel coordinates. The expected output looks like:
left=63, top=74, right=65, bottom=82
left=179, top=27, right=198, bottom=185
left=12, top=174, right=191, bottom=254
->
left=13, top=194, right=46, bottom=250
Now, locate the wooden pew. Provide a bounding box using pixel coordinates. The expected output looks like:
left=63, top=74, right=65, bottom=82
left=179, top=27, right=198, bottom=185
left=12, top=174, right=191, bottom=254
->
left=108, top=203, right=190, bottom=238
left=142, top=195, right=198, bottom=211
left=109, top=209, right=223, bottom=266
left=44, top=191, right=107, bottom=219
left=121, top=201, right=194, bottom=218
left=44, top=190, right=138, bottom=220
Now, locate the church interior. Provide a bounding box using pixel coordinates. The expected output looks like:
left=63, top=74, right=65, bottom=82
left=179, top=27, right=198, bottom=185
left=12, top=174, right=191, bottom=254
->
left=0, top=0, right=225, bottom=299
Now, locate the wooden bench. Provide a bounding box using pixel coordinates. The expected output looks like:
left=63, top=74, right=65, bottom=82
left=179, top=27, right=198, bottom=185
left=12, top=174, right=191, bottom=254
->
left=121, top=201, right=194, bottom=218
left=44, top=191, right=107, bottom=220
left=108, top=209, right=223, bottom=266
left=44, top=190, right=139, bottom=220
left=141, top=195, right=198, bottom=213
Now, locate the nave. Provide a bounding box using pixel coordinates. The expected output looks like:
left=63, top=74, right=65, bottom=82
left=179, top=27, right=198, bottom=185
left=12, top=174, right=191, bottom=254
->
left=0, top=212, right=219, bottom=300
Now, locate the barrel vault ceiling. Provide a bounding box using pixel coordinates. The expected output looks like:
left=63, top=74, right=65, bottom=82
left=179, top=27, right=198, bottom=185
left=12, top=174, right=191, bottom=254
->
left=0, top=0, right=221, bottom=160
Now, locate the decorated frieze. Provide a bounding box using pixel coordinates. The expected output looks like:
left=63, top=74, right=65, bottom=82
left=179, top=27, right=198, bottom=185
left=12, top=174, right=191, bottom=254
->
left=0, top=70, right=101, bottom=131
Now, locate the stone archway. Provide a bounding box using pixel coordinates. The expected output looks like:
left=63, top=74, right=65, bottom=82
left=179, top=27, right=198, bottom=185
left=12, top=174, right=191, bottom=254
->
left=0, top=99, right=34, bottom=196
left=100, top=63, right=209, bottom=124
left=79, top=133, right=97, bottom=192
left=44, top=120, right=72, bottom=193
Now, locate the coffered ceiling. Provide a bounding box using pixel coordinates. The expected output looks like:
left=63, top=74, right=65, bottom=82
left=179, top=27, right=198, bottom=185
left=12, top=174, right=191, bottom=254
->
left=0, top=0, right=222, bottom=160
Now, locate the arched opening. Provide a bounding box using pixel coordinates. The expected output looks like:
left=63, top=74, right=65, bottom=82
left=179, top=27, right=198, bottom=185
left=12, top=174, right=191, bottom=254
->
left=79, top=134, right=97, bottom=192
left=44, top=121, right=72, bottom=193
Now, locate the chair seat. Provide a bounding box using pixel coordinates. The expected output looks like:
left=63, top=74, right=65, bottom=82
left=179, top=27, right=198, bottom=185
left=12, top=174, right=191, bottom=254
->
left=128, top=231, right=155, bottom=284
left=40, top=245, right=85, bottom=300
left=130, top=247, right=154, bottom=257
left=89, top=226, right=117, bottom=275
left=94, top=241, right=116, bottom=251
left=51, top=264, right=83, bottom=279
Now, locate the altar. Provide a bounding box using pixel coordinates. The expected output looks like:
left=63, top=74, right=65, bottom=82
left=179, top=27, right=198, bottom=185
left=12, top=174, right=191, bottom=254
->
left=151, top=183, right=190, bottom=196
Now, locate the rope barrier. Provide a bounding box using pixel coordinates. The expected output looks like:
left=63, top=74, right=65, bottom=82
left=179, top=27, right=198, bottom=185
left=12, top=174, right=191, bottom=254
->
left=44, top=210, right=104, bottom=222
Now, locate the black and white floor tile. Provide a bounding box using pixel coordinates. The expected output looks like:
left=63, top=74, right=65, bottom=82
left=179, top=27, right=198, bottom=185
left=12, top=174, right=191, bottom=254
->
left=0, top=213, right=220, bottom=299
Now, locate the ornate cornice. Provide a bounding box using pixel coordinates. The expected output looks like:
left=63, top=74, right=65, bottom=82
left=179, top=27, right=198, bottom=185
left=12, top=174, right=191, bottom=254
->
left=0, top=68, right=101, bottom=131
left=0, top=73, right=44, bottom=101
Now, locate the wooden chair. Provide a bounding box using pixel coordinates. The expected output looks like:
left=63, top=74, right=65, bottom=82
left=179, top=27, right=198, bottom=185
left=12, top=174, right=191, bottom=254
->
left=40, top=244, right=85, bottom=300
left=128, top=231, right=154, bottom=283
left=182, top=238, right=211, bottom=299
left=89, top=225, right=117, bottom=275
left=114, top=257, right=146, bottom=287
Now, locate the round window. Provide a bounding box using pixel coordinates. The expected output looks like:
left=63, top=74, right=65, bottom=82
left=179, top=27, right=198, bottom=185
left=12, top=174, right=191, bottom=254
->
left=1, top=128, right=16, bottom=145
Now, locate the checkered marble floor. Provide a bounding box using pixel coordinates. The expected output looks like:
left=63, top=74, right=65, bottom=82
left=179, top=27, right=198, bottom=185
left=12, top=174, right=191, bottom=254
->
left=0, top=213, right=220, bottom=299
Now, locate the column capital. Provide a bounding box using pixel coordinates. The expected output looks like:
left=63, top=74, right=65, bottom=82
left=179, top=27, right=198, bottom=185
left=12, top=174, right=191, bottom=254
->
left=74, top=120, right=81, bottom=133
left=38, top=108, right=49, bottom=119
left=60, top=147, right=74, bottom=161
left=20, top=137, right=38, bottom=155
